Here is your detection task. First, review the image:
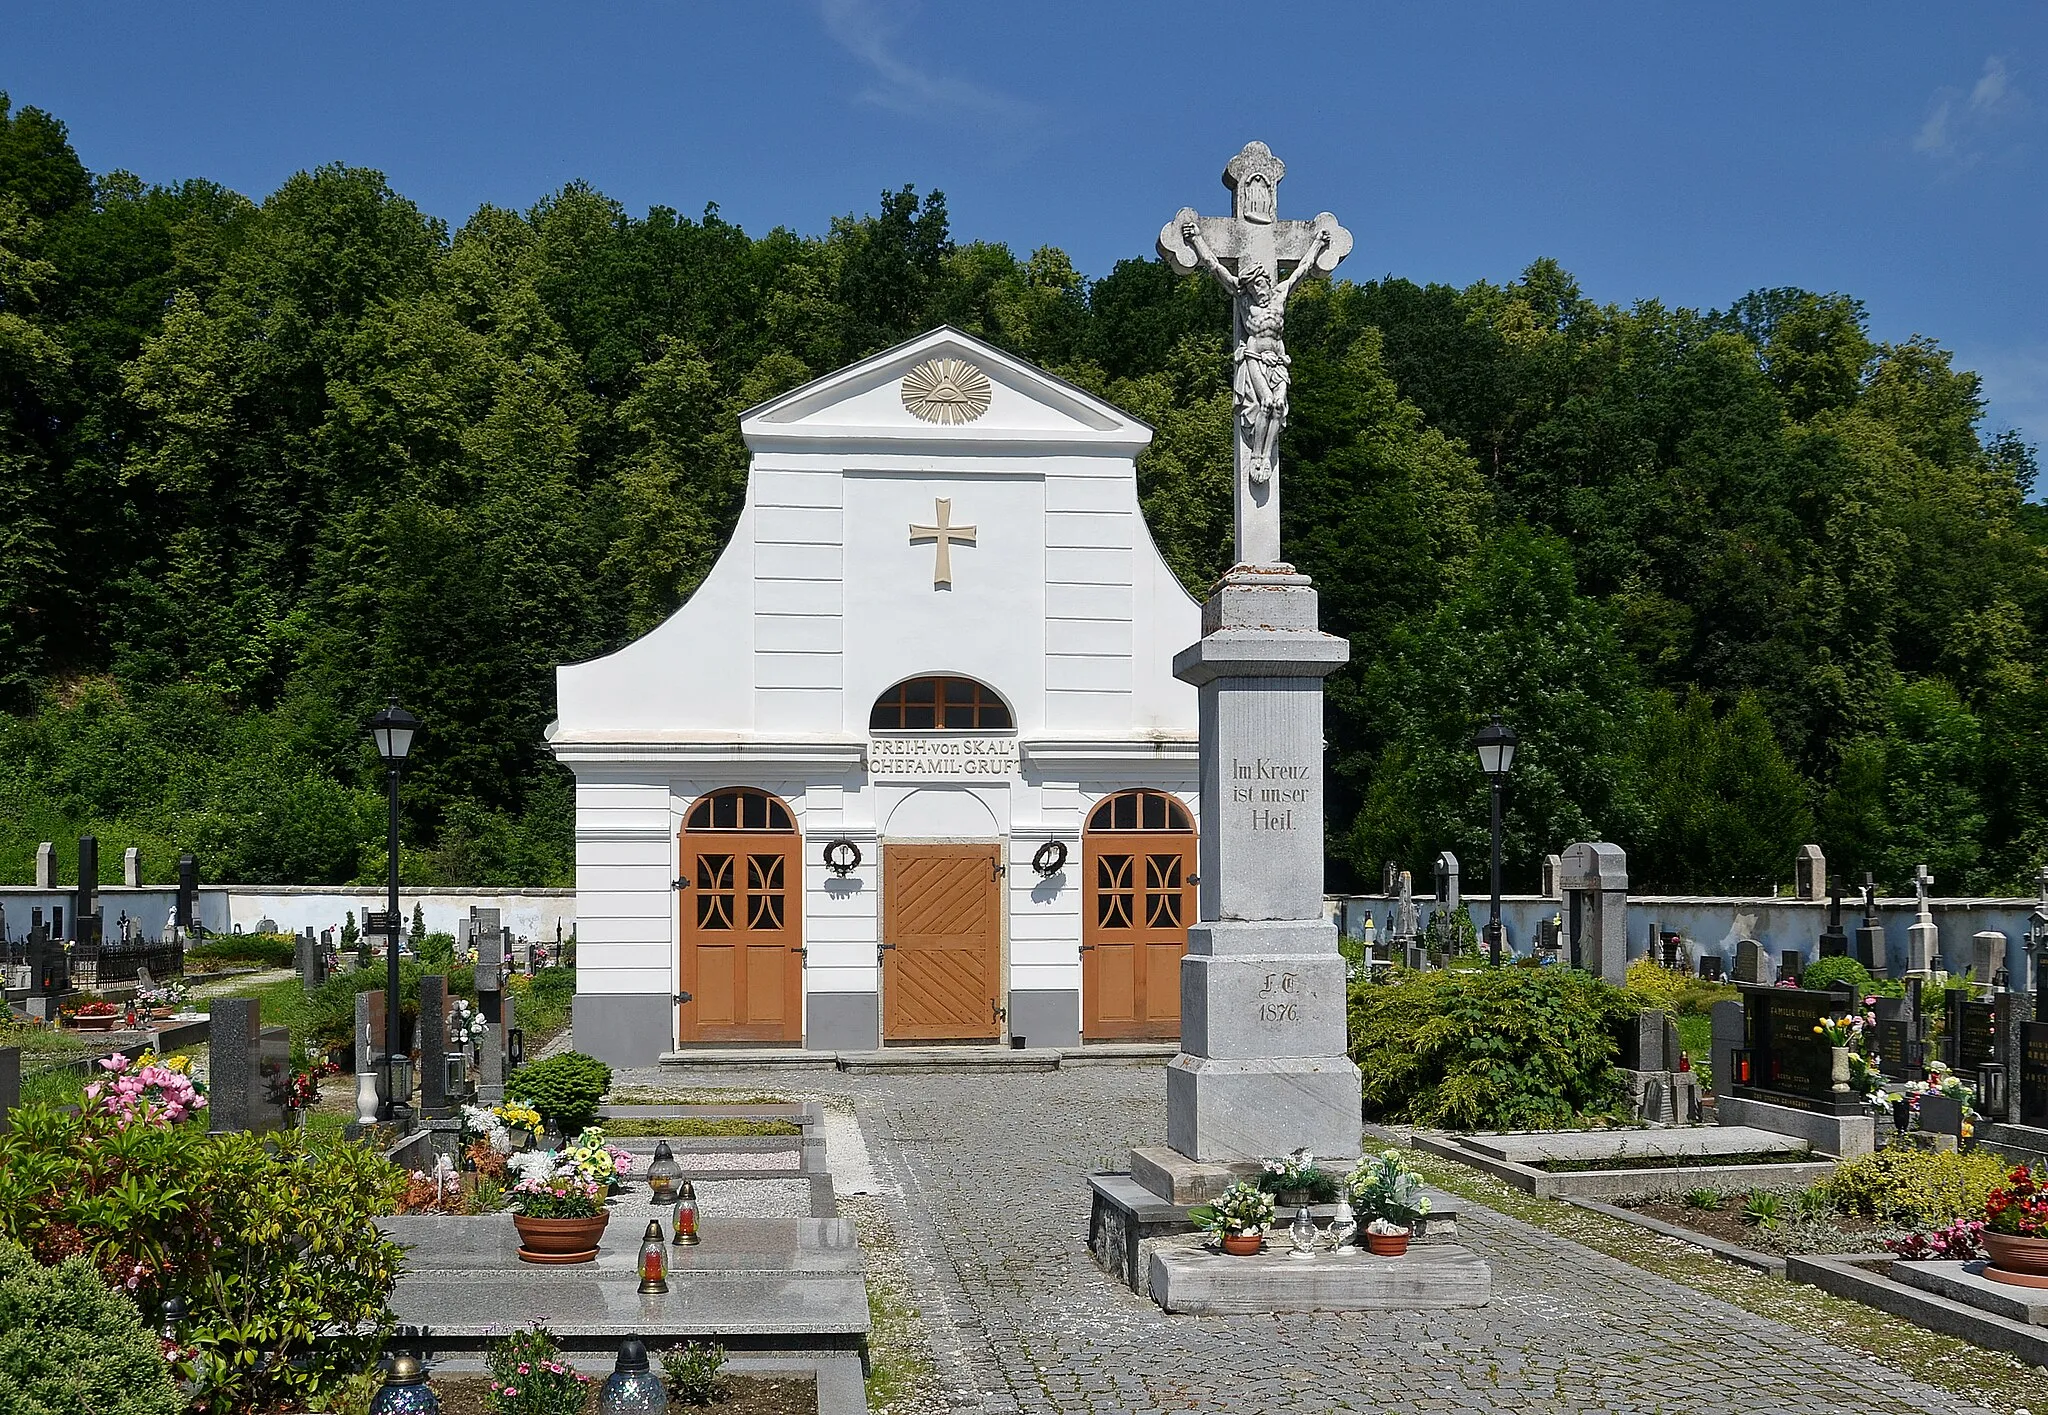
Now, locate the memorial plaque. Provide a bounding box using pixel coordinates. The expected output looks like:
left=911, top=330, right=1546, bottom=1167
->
left=1745, top=985, right=1833, bottom=1099
left=1873, top=1018, right=1912, bottom=1080
left=2021, top=1020, right=2048, bottom=1128
left=1948, top=992, right=2000, bottom=1074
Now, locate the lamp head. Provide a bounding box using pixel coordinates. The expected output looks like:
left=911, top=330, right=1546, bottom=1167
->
left=1473, top=716, right=1518, bottom=779
left=370, top=699, right=421, bottom=766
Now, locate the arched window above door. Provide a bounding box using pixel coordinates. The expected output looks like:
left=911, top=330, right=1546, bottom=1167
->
left=686, top=787, right=795, bottom=833
left=868, top=676, right=1013, bottom=731
left=1088, top=789, right=1193, bottom=833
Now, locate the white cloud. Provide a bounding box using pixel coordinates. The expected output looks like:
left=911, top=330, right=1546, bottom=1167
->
left=1914, top=55, right=2027, bottom=166
left=817, top=0, right=1041, bottom=131
left=1968, top=343, right=2048, bottom=457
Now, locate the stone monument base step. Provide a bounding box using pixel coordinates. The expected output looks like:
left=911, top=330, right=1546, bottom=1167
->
left=1129, top=1144, right=1257, bottom=1204
left=1146, top=1234, right=1490, bottom=1314
left=1982, top=1122, right=2048, bottom=1167
left=1715, top=1093, right=1874, bottom=1158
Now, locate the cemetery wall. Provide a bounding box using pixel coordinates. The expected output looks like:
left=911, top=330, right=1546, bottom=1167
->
left=0, top=885, right=574, bottom=944
left=1329, top=893, right=2037, bottom=984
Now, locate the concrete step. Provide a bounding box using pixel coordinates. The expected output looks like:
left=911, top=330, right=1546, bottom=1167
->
left=837, top=1046, right=1061, bottom=1073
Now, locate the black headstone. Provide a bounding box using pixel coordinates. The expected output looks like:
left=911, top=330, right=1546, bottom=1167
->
left=176, top=853, right=198, bottom=930
left=2021, top=1020, right=2048, bottom=1128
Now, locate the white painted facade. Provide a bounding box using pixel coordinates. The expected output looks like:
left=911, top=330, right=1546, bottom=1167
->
left=550, top=329, right=1201, bottom=1062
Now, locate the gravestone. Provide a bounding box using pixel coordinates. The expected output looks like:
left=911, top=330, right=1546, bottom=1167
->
left=1559, top=841, right=1628, bottom=983
left=175, top=853, right=198, bottom=936
left=1918, top=1091, right=1965, bottom=1149
left=1698, top=954, right=1725, bottom=982
left=296, top=930, right=326, bottom=991
left=1999, top=992, right=2034, bottom=1124
left=1433, top=851, right=1460, bottom=913
left=1541, top=853, right=1562, bottom=900
left=1710, top=998, right=1744, bottom=1094
left=1873, top=1014, right=1914, bottom=1081
left=1971, top=931, right=2005, bottom=988
left=1150, top=141, right=1360, bottom=1166
left=1906, top=865, right=1939, bottom=975
left=2021, top=1020, right=2048, bottom=1128
left=1391, top=871, right=1419, bottom=954
left=1733, top=984, right=1857, bottom=1107
left=1944, top=989, right=2001, bottom=1077
left=1381, top=861, right=1399, bottom=896
left=1781, top=950, right=1803, bottom=984
left=34, top=841, right=52, bottom=889
left=208, top=999, right=287, bottom=1134
left=356, top=990, right=385, bottom=1072
left=472, top=907, right=505, bottom=1024
left=1733, top=938, right=1771, bottom=985
left=122, top=847, right=140, bottom=888
left=478, top=991, right=514, bottom=1104
left=0, top=1046, right=17, bottom=1135
left=1795, top=844, right=1826, bottom=901
left=418, top=975, right=451, bottom=1120
left=1855, top=873, right=1887, bottom=974
left=1818, top=882, right=1849, bottom=958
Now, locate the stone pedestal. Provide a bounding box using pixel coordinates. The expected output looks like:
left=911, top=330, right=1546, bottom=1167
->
left=1158, top=569, right=1360, bottom=1165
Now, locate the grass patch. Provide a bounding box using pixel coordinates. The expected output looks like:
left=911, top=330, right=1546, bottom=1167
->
left=600, top=1117, right=801, bottom=1138
left=839, top=1195, right=943, bottom=1415
left=19, top=1066, right=88, bottom=1109
left=610, top=1087, right=793, bottom=1106
left=1531, top=1149, right=1818, bottom=1173
left=1675, top=1014, right=1711, bottom=1079
left=1403, top=1143, right=2044, bottom=1412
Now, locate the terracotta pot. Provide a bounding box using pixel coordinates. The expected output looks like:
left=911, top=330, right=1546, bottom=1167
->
left=1984, top=1230, right=2048, bottom=1285
left=147, top=1007, right=176, bottom=1020
left=1366, top=1230, right=1411, bottom=1257
left=1220, top=1231, right=1263, bottom=1256
left=70, top=1015, right=121, bottom=1032
left=513, top=1212, right=609, bottom=1264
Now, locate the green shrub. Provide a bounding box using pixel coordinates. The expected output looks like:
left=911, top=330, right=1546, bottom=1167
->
left=0, top=1238, right=182, bottom=1415
left=509, top=966, right=576, bottom=1040
left=1741, top=1190, right=1783, bottom=1226
left=188, top=933, right=297, bottom=969
left=1348, top=967, right=1636, bottom=1129
left=507, top=1051, right=612, bottom=1133
left=1681, top=1188, right=1722, bottom=1210
left=1797, top=955, right=1874, bottom=998
left=1622, top=958, right=1738, bottom=1017
left=302, top=960, right=479, bottom=1054
left=1820, top=1145, right=2012, bottom=1225
left=0, top=1102, right=405, bottom=1413
left=662, top=1340, right=730, bottom=1406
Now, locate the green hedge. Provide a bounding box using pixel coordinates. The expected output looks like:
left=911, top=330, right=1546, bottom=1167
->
left=187, top=933, right=297, bottom=969
left=0, top=1239, right=182, bottom=1415
left=1349, top=967, right=1637, bottom=1129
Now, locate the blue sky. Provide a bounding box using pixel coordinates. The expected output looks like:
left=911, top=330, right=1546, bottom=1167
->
left=8, top=2, right=2046, bottom=448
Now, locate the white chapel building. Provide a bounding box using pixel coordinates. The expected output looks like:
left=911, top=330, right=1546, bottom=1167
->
left=550, top=329, right=1202, bottom=1065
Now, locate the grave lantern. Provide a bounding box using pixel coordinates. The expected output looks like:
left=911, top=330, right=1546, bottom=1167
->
left=443, top=1053, right=467, bottom=1099
left=671, top=1179, right=701, bottom=1246
left=368, top=1353, right=440, bottom=1415
left=636, top=1219, right=670, bottom=1294
left=646, top=1140, right=681, bottom=1203
left=368, top=698, right=420, bottom=1124
left=598, top=1337, right=667, bottom=1415
left=1472, top=716, right=1518, bottom=967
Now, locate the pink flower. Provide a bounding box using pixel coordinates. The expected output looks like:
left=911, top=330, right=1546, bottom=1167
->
left=100, top=1054, right=129, bottom=1072
left=516, top=1363, right=529, bottom=1374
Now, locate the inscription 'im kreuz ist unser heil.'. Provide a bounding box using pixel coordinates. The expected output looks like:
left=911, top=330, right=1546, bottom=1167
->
left=1232, top=757, right=1310, bottom=831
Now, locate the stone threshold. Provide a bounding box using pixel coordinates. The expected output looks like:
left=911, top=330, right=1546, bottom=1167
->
left=1787, top=1252, right=2048, bottom=1368
left=1410, top=1131, right=1838, bottom=1200
left=1147, top=1233, right=1491, bottom=1314
left=656, top=1044, right=1177, bottom=1073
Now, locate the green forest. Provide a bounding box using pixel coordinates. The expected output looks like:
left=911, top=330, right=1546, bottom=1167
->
left=1, top=94, right=2042, bottom=896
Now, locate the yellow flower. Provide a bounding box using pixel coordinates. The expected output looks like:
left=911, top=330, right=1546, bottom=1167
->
left=1813, top=1025, right=1824, bottom=1035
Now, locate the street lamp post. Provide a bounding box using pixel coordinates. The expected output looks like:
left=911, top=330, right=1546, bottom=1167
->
left=1473, top=716, right=1519, bottom=968
left=369, top=699, right=420, bottom=1124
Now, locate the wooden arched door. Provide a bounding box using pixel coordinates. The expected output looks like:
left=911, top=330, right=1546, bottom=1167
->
left=1082, top=790, right=1196, bottom=1040
left=679, top=788, right=803, bottom=1045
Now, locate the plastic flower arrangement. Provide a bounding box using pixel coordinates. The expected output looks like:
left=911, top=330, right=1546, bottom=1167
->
left=494, top=1101, right=544, bottom=1133
left=1257, top=1147, right=1339, bottom=1200
left=557, top=1127, right=633, bottom=1189
left=508, top=1171, right=606, bottom=1219
left=1189, top=1181, right=1276, bottom=1237
left=82, top=1052, right=208, bottom=1125
left=282, top=1058, right=337, bottom=1111
left=1896, top=1061, right=1978, bottom=1117
left=137, top=980, right=190, bottom=1009
left=1346, top=1149, right=1432, bottom=1229
left=449, top=998, right=491, bottom=1050
left=72, top=1000, right=121, bottom=1019
left=1985, top=1166, right=2048, bottom=1238
left=463, top=1102, right=515, bottom=1154
left=1814, top=1014, right=1867, bottom=1048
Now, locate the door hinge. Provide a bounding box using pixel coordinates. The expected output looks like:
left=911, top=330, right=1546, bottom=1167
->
left=673, top=991, right=693, bottom=1006
left=790, top=946, right=807, bottom=956
left=991, top=999, right=1007, bottom=1023
left=991, top=859, right=1006, bottom=880
left=672, top=877, right=690, bottom=890
left=878, top=942, right=898, bottom=952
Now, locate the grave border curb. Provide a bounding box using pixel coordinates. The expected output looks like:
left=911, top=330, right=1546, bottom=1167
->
left=1410, top=1131, right=1837, bottom=1200
left=1561, top=1195, right=1787, bottom=1276
left=1786, top=1251, right=2048, bottom=1368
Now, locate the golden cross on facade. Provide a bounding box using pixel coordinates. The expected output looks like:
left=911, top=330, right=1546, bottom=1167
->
left=909, top=497, right=976, bottom=588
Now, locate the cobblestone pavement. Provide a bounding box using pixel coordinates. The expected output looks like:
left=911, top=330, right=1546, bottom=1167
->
left=617, top=1063, right=1997, bottom=1415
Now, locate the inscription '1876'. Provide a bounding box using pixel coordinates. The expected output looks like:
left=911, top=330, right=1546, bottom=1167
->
left=1256, top=971, right=1302, bottom=1022
left=1232, top=757, right=1309, bottom=830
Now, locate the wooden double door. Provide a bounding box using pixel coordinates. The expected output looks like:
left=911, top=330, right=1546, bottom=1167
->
left=678, top=789, right=803, bottom=1044
left=1082, top=790, right=1196, bottom=1040
left=882, top=843, right=1003, bottom=1043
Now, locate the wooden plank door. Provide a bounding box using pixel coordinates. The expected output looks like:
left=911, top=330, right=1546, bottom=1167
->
left=882, top=844, right=1001, bottom=1043
left=679, top=831, right=802, bottom=1044
left=1083, top=833, right=1195, bottom=1039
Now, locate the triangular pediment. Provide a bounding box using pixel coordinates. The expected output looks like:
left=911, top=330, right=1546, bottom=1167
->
left=739, top=327, right=1152, bottom=452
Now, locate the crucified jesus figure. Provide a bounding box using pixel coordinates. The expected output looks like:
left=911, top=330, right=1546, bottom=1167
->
left=1179, top=215, right=1332, bottom=486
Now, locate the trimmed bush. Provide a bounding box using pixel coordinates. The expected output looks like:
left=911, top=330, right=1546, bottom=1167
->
left=1797, top=955, right=1875, bottom=998
left=506, top=1050, right=612, bottom=1133
left=1623, top=958, right=1738, bottom=1017
left=1820, top=1145, right=2012, bottom=1226
left=187, top=933, right=297, bottom=969
left=0, top=1238, right=182, bottom=1415
left=1349, top=968, right=1636, bottom=1129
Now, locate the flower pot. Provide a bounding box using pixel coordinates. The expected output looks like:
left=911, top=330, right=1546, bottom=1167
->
left=514, top=1212, right=609, bottom=1264
left=1274, top=1188, right=1312, bottom=1209
left=1366, top=1230, right=1411, bottom=1257
left=1830, top=1045, right=1851, bottom=1094
left=1984, top=1231, right=2048, bottom=1286
left=1220, top=1232, right=1263, bottom=1256
left=71, top=1015, right=121, bottom=1032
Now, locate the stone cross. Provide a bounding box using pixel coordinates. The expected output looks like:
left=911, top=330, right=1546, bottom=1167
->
left=1913, top=864, right=1935, bottom=913
left=122, top=847, right=140, bottom=888
left=1158, top=142, right=1353, bottom=567
left=908, top=498, right=976, bottom=588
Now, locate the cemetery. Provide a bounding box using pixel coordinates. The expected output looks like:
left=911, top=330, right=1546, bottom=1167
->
left=2, top=19, right=2047, bottom=1407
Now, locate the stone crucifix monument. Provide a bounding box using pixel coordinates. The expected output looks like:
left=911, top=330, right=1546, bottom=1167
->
left=1137, top=142, right=1360, bottom=1188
